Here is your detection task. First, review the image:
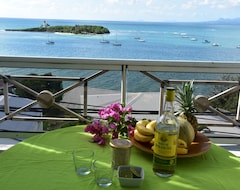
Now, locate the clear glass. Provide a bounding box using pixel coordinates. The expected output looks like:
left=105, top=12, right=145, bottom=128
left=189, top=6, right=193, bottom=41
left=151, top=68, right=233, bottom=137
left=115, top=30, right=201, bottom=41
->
left=72, top=148, right=94, bottom=175
left=93, top=160, right=115, bottom=187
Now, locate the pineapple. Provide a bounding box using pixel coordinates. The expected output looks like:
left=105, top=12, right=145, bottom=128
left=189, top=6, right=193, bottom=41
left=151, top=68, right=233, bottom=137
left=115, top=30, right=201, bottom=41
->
left=176, top=81, right=198, bottom=135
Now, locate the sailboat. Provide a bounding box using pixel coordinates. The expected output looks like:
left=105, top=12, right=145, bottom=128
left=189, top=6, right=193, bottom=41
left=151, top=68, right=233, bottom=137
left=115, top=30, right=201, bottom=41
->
left=134, top=32, right=145, bottom=42
left=137, top=38, right=145, bottom=42
left=46, top=40, right=55, bottom=45
left=100, top=36, right=110, bottom=44
left=46, top=32, right=55, bottom=45
left=212, top=42, right=220, bottom=47
left=112, top=34, right=122, bottom=46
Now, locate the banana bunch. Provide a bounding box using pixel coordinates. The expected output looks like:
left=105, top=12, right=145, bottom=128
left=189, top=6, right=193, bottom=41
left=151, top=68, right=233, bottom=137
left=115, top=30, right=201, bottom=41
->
left=177, top=139, right=188, bottom=154
left=134, top=120, right=156, bottom=142
left=134, top=119, right=189, bottom=155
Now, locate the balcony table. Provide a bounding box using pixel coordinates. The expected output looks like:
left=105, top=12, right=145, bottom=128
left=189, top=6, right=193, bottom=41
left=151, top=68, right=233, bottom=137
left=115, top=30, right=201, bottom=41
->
left=0, top=125, right=240, bottom=190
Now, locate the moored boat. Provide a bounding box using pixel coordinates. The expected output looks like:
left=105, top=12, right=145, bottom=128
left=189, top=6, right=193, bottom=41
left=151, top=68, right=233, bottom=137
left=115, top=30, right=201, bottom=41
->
left=46, top=40, right=55, bottom=45
left=212, top=43, right=220, bottom=46
left=202, top=39, right=210, bottom=43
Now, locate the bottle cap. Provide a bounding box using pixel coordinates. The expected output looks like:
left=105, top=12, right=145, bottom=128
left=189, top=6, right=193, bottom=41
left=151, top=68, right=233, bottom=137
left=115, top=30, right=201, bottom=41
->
left=166, top=87, right=175, bottom=101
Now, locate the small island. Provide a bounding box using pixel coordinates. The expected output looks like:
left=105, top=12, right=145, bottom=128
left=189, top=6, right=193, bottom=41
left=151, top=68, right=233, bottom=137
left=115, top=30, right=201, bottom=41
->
left=5, top=21, right=110, bottom=35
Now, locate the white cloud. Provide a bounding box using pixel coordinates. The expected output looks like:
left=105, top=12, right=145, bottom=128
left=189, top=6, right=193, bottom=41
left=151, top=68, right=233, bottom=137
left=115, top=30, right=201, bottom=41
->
left=182, top=0, right=240, bottom=9
left=0, top=0, right=239, bottom=21
left=106, top=0, right=119, bottom=2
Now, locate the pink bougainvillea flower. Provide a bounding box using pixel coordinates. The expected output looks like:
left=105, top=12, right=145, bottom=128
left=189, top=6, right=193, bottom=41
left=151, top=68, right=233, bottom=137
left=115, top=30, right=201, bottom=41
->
left=128, top=125, right=135, bottom=137
left=93, top=134, right=102, bottom=142
left=97, top=137, right=106, bottom=145
left=111, top=103, right=122, bottom=112
left=109, top=123, right=117, bottom=130
left=102, top=126, right=109, bottom=134
left=85, top=103, right=137, bottom=146
left=125, top=106, right=132, bottom=113
left=112, top=112, right=120, bottom=122
left=112, top=131, right=119, bottom=139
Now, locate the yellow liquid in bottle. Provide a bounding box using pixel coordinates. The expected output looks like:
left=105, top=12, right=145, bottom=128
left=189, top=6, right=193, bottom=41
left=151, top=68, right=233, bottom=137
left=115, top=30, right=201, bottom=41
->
left=153, top=124, right=178, bottom=177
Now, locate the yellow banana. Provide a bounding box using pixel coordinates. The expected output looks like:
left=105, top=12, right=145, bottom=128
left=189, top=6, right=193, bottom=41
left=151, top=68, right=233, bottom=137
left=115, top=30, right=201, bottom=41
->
left=136, top=120, right=154, bottom=136
left=152, top=146, right=188, bottom=155
left=150, top=138, right=155, bottom=145
left=146, top=120, right=157, bottom=131
left=151, top=145, right=154, bottom=151
left=178, top=139, right=187, bottom=148
left=136, top=125, right=155, bottom=136
left=177, top=147, right=188, bottom=154
left=136, top=119, right=149, bottom=127
left=177, top=139, right=188, bottom=154
left=134, top=129, right=154, bottom=142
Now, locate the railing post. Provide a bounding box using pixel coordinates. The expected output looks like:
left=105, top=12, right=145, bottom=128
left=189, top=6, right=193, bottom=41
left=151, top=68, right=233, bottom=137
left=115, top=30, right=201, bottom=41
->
left=236, top=90, right=240, bottom=121
left=3, top=78, right=9, bottom=115
left=159, top=83, right=165, bottom=115
left=121, top=65, right=127, bottom=105
left=83, top=81, right=88, bottom=117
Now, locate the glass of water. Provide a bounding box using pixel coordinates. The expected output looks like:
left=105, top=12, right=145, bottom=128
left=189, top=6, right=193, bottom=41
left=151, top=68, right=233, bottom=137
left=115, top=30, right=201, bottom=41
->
left=92, top=160, right=115, bottom=187
left=72, top=148, right=94, bottom=175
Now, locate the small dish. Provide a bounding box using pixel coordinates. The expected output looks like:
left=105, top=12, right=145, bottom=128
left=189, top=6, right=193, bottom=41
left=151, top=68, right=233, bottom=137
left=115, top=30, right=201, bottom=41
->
left=117, top=165, right=144, bottom=187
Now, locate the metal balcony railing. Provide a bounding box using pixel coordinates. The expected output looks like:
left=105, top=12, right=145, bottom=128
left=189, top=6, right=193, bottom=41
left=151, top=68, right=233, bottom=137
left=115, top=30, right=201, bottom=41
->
left=0, top=56, right=240, bottom=138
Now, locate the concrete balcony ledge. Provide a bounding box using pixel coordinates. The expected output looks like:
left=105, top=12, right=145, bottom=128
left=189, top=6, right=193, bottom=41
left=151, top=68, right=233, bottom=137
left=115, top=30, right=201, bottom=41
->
left=0, top=138, right=20, bottom=152
left=216, top=144, right=240, bottom=157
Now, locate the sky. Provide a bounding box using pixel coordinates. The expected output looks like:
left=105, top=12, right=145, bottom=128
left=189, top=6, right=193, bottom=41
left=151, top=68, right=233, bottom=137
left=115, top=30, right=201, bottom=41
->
left=0, top=0, right=240, bottom=22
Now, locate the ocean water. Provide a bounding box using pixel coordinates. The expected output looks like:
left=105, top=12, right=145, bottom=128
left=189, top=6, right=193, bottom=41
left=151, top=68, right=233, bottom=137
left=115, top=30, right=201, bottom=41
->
left=0, top=18, right=240, bottom=94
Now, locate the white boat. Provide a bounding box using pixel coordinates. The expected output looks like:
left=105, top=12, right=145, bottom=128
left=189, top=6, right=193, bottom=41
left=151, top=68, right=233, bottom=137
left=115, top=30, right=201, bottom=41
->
left=180, top=33, right=189, bottom=38
left=100, top=39, right=110, bottom=44
left=180, top=32, right=187, bottom=36
left=236, top=45, right=240, bottom=49
left=100, top=36, right=110, bottom=44
left=134, top=32, right=145, bottom=42
left=212, top=43, right=220, bottom=46
left=112, top=42, right=122, bottom=46
left=46, top=32, right=55, bottom=45
left=137, top=38, right=145, bottom=42
left=112, top=34, right=121, bottom=46
left=46, top=40, right=55, bottom=45
left=190, top=37, right=197, bottom=41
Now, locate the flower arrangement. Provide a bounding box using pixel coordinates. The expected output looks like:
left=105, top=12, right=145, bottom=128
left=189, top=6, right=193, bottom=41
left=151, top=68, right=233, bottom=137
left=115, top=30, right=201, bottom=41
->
left=84, top=103, right=137, bottom=145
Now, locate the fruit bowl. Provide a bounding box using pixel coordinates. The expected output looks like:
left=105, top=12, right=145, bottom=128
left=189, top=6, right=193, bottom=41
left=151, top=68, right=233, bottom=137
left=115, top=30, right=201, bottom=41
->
left=129, top=132, right=211, bottom=158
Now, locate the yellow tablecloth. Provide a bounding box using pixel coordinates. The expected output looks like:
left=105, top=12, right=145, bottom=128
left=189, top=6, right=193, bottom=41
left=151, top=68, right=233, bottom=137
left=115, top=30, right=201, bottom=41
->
left=0, top=125, right=240, bottom=190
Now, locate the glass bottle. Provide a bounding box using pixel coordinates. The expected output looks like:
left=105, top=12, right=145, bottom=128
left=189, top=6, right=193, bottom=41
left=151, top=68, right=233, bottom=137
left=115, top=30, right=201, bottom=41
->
left=152, top=87, right=179, bottom=177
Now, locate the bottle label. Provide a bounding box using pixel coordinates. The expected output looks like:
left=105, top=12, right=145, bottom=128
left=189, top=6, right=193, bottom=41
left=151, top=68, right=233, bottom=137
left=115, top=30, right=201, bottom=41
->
left=153, top=154, right=176, bottom=166
left=154, top=131, right=177, bottom=157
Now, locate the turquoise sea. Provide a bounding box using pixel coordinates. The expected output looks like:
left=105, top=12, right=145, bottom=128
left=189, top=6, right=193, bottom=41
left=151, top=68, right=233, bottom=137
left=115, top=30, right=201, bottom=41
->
left=0, top=18, right=240, bottom=94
